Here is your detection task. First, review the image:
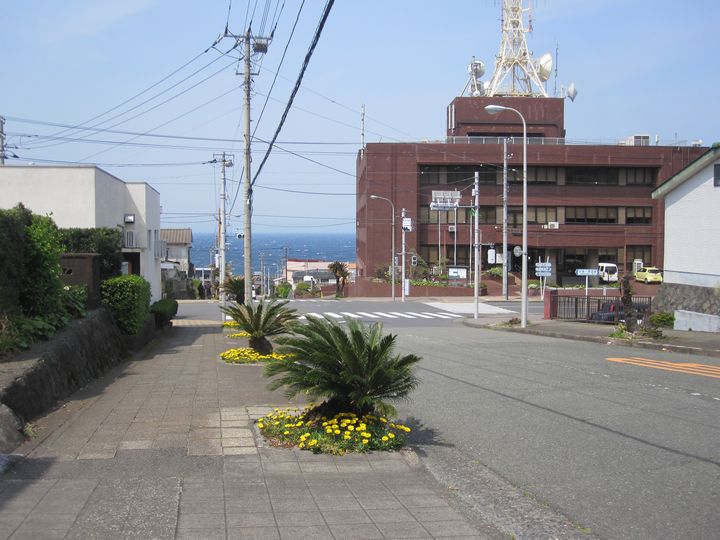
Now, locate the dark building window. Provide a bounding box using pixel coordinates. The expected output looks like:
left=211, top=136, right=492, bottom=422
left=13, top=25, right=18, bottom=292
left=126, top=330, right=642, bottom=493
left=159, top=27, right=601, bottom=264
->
left=566, top=167, right=619, bottom=185
left=419, top=165, right=440, bottom=185
left=623, top=167, right=656, bottom=185
left=715, top=164, right=720, bottom=187
left=626, top=245, right=652, bottom=268
left=565, top=207, right=618, bottom=224
left=527, top=167, right=559, bottom=183
left=508, top=206, right=557, bottom=226
left=626, top=207, right=652, bottom=224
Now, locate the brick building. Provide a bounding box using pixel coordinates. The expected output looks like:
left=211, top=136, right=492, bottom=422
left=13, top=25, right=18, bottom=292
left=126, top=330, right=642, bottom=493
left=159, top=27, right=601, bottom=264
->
left=356, top=95, right=705, bottom=284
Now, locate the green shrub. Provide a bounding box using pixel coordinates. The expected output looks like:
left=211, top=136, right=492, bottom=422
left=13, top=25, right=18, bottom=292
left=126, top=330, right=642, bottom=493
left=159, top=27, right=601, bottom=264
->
left=150, top=298, right=179, bottom=328
left=295, top=282, right=311, bottom=294
left=275, top=281, right=291, bottom=299
left=20, top=214, right=64, bottom=317
left=267, top=317, right=422, bottom=417
left=59, top=228, right=123, bottom=280
left=221, top=276, right=245, bottom=303
left=101, top=275, right=151, bottom=334
left=60, top=285, right=88, bottom=319
left=649, top=311, right=674, bottom=328
left=220, top=299, right=298, bottom=355
left=486, top=266, right=504, bottom=278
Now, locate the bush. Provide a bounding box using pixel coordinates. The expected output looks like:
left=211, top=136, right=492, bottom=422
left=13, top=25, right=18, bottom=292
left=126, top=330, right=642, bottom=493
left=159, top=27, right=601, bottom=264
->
left=295, top=282, right=311, bottom=294
left=486, top=266, right=504, bottom=278
left=60, top=285, right=88, bottom=319
left=221, top=276, right=245, bottom=303
left=275, top=281, right=291, bottom=299
left=59, top=228, right=123, bottom=280
left=649, top=311, right=675, bottom=328
left=20, top=214, right=65, bottom=318
left=267, top=317, right=421, bottom=417
left=220, top=299, right=298, bottom=355
left=101, top=275, right=151, bottom=334
left=150, top=298, right=178, bottom=328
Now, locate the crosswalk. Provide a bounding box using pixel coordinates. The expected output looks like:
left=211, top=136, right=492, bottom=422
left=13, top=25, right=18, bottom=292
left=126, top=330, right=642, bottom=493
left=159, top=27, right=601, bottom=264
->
left=297, top=310, right=463, bottom=321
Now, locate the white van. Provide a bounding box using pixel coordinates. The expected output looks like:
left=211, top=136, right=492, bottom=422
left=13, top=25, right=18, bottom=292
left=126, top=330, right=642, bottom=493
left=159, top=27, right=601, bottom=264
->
left=598, top=262, right=619, bottom=283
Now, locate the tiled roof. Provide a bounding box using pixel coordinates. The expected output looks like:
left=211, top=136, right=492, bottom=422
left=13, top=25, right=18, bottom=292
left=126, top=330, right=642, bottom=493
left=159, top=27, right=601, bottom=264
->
left=160, top=228, right=193, bottom=245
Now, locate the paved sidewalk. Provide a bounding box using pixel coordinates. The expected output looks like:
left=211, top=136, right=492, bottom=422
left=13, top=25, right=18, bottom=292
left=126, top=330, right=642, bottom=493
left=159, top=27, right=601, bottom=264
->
left=0, top=317, right=501, bottom=538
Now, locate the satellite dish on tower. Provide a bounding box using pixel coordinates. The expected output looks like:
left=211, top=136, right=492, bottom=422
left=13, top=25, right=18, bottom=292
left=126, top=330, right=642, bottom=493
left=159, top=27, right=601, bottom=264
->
left=468, top=59, right=485, bottom=78
left=536, top=53, right=553, bottom=81
left=566, top=82, right=578, bottom=102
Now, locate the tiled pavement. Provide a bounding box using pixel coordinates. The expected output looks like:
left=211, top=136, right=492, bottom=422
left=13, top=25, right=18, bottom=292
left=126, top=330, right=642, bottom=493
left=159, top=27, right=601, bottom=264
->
left=0, top=322, right=500, bottom=539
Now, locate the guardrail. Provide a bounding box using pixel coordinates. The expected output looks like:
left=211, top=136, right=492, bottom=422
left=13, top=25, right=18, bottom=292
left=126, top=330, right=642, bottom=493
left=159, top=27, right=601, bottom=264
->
left=548, top=293, right=652, bottom=324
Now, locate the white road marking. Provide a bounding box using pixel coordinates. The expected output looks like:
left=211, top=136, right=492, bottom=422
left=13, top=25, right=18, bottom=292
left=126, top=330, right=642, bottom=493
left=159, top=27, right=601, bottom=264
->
left=340, top=312, right=362, bottom=318
left=422, top=312, right=452, bottom=319
left=388, top=312, right=417, bottom=319
left=405, top=312, right=434, bottom=319
left=373, top=312, right=398, bottom=318
left=356, top=312, right=381, bottom=318
left=323, top=312, right=343, bottom=319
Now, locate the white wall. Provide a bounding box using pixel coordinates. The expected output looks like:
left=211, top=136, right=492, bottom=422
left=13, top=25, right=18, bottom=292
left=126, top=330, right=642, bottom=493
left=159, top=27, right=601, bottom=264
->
left=663, top=159, right=720, bottom=288
left=0, top=166, right=98, bottom=227
left=126, top=183, right=162, bottom=302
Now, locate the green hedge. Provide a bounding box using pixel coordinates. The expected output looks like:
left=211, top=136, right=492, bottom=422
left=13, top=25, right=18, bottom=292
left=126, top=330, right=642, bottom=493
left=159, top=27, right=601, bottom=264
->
left=60, top=228, right=123, bottom=280
left=150, top=298, right=178, bottom=328
left=101, top=275, right=151, bottom=334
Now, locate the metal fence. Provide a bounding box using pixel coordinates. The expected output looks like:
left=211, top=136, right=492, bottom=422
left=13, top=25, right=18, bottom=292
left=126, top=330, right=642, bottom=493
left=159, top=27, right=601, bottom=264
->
left=553, top=295, right=652, bottom=324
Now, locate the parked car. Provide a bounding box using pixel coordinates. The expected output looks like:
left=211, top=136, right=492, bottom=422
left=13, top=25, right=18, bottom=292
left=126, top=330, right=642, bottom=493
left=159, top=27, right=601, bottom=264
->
left=598, top=262, right=619, bottom=283
left=589, top=300, right=650, bottom=323
left=635, top=267, right=663, bottom=284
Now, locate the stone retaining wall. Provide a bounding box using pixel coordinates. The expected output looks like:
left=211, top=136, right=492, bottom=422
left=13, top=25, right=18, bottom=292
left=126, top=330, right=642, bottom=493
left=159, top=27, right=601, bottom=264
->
left=0, top=309, right=126, bottom=435
left=653, top=283, right=720, bottom=316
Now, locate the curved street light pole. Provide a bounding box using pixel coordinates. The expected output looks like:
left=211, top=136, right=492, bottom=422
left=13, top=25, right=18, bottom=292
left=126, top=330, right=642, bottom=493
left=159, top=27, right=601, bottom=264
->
left=370, top=195, right=396, bottom=301
left=485, top=104, right=528, bottom=328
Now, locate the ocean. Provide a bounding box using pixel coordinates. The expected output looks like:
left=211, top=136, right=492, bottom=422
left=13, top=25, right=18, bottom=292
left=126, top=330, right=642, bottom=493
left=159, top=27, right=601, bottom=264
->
left=191, top=232, right=356, bottom=274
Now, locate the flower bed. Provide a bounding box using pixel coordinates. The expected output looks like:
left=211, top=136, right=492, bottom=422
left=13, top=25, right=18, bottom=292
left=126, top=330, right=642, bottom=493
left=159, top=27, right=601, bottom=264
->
left=257, top=407, right=411, bottom=454
left=220, top=347, right=289, bottom=364
left=227, top=331, right=250, bottom=338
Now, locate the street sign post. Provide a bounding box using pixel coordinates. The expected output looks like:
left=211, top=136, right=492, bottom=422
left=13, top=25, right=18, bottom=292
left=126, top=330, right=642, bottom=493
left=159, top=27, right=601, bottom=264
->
left=575, top=268, right=599, bottom=296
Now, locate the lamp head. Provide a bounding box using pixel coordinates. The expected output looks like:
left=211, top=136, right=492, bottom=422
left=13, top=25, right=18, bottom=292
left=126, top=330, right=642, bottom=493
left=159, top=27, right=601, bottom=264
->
left=484, top=104, right=507, bottom=115
left=370, top=195, right=379, bottom=199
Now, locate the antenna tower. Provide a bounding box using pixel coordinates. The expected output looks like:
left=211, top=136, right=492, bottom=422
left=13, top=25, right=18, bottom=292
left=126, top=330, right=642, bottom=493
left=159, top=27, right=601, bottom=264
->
left=486, top=0, right=550, bottom=97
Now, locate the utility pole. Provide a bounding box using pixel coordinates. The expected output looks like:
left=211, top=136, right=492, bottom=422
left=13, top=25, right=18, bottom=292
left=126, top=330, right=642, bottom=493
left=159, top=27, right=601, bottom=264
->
left=474, top=171, right=480, bottom=319
left=214, top=152, right=233, bottom=308
left=219, top=26, right=271, bottom=304
left=0, top=116, right=6, bottom=165
left=502, top=138, right=509, bottom=300
left=401, top=208, right=407, bottom=302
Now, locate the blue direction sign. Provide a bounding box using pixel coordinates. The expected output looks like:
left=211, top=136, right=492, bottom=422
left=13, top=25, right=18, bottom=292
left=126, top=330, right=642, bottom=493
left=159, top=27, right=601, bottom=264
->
left=575, top=268, right=599, bottom=276
left=535, top=262, right=552, bottom=277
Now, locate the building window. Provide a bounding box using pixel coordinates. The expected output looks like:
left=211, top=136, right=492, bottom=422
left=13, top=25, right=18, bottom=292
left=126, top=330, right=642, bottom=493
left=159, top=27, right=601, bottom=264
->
left=626, top=207, right=652, bottom=224
left=419, top=165, right=440, bottom=185
left=626, top=245, right=652, bottom=268
left=508, top=206, right=556, bottom=226
left=566, top=167, right=619, bottom=185
left=527, top=167, right=559, bottom=183
left=565, top=207, right=618, bottom=224
left=715, top=164, right=720, bottom=187
left=624, top=167, right=656, bottom=185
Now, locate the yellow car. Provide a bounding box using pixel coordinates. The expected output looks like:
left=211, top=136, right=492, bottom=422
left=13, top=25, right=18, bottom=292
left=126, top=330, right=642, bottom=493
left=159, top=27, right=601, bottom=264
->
left=635, top=267, right=663, bottom=284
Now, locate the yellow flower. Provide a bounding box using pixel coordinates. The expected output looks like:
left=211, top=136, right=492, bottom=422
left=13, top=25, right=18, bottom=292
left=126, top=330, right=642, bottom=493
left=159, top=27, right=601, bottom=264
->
left=388, top=433, right=395, bottom=439
left=283, top=431, right=290, bottom=435
left=308, top=440, right=317, bottom=447
left=362, top=439, right=369, bottom=444
left=333, top=430, right=341, bottom=435
left=347, top=425, right=354, bottom=431
left=361, top=432, right=371, bottom=438
left=257, top=423, right=264, bottom=429
left=325, top=428, right=333, bottom=434
left=380, top=417, right=387, bottom=423
left=382, top=436, right=388, bottom=442
left=299, top=442, right=304, bottom=448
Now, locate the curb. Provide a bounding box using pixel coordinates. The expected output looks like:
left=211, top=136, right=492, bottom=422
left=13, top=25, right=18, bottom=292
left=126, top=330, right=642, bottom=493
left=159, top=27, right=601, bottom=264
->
left=462, top=320, right=720, bottom=359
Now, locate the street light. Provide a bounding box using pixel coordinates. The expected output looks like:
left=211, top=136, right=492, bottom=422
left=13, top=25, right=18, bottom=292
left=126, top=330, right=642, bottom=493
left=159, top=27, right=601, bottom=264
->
left=370, top=194, right=396, bottom=301
left=485, top=104, right=528, bottom=328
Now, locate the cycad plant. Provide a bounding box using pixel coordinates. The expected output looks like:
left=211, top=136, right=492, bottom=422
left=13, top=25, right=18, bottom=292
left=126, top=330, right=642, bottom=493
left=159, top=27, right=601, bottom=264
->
left=221, top=276, right=245, bottom=303
left=266, top=316, right=421, bottom=417
left=220, top=299, right=298, bottom=355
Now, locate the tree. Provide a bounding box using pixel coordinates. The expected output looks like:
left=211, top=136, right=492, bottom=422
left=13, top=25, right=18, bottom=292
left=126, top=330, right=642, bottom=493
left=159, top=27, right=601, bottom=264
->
left=620, top=274, right=637, bottom=333
left=328, top=261, right=349, bottom=297
left=220, top=299, right=298, bottom=355
left=266, top=317, right=421, bottom=417
left=221, top=276, right=245, bottom=303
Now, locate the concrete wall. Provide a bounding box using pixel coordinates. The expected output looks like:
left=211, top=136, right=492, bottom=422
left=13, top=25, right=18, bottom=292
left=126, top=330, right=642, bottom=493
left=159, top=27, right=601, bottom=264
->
left=663, top=157, right=720, bottom=289
left=654, top=282, right=720, bottom=333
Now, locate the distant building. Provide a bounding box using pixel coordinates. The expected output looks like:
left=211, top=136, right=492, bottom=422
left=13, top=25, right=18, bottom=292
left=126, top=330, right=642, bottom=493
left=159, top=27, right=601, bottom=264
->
left=652, top=146, right=720, bottom=331
left=355, top=1, right=706, bottom=285
left=0, top=165, right=164, bottom=301
left=160, top=228, right=193, bottom=275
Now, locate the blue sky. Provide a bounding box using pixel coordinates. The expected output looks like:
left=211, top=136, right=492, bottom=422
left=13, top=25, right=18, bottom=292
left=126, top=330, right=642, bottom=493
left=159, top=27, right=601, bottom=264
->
left=2, top=0, right=717, bottom=234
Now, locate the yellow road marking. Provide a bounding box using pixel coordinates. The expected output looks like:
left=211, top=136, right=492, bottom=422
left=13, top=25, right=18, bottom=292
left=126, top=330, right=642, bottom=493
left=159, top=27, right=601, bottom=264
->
left=607, top=357, right=720, bottom=379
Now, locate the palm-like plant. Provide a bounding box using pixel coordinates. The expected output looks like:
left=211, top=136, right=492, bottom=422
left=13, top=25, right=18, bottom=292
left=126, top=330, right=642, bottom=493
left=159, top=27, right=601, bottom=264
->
left=266, top=316, right=421, bottom=417
left=328, top=261, right=349, bottom=297
left=220, top=299, right=298, bottom=355
left=221, top=276, right=245, bottom=303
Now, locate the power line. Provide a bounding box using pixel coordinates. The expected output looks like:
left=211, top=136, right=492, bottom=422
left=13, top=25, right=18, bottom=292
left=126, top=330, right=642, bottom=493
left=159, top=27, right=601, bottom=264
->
left=251, top=0, right=335, bottom=187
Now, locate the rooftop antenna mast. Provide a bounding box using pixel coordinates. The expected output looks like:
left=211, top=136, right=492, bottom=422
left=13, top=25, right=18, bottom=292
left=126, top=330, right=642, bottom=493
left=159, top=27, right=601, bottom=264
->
left=486, top=0, right=552, bottom=97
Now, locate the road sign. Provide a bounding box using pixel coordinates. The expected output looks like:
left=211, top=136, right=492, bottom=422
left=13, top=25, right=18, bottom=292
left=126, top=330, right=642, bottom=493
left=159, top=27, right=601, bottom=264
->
left=535, top=262, right=552, bottom=269
left=402, top=217, right=412, bottom=232
left=513, top=246, right=523, bottom=257
left=575, top=268, right=599, bottom=276
left=535, top=270, right=552, bottom=277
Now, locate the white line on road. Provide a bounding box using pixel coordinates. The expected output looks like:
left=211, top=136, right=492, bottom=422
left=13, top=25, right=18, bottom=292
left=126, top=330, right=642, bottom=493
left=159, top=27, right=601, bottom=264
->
left=373, top=312, right=399, bottom=318
left=388, top=312, right=418, bottom=319
left=340, top=312, right=362, bottom=318
left=356, top=312, right=381, bottom=318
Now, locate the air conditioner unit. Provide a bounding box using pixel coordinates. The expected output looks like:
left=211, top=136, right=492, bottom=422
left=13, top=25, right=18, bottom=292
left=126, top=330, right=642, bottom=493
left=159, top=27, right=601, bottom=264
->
left=124, top=230, right=136, bottom=248
left=547, top=221, right=559, bottom=229
left=448, top=225, right=456, bottom=233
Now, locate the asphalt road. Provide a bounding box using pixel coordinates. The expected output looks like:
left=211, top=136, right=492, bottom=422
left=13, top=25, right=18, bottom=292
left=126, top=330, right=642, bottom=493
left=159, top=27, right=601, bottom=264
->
left=391, top=323, right=720, bottom=539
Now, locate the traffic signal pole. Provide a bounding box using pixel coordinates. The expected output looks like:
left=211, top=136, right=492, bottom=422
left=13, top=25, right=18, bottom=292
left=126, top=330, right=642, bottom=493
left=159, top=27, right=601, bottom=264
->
left=401, top=208, right=407, bottom=302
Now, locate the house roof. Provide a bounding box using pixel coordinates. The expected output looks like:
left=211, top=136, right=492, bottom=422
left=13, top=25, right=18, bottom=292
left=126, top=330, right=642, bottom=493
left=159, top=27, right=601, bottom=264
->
left=160, top=228, right=193, bottom=245
left=652, top=145, right=720, bottom=199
